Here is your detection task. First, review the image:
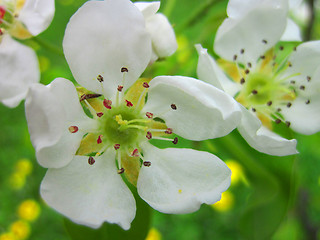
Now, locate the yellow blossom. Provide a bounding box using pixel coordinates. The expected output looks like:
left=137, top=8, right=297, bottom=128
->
left=9, top=220, right=30, bottom=240
left=146, top=228, right=162, bottom=240
left=0, top=233, right=16, bottom=240
left=225, top=160, right=245, bottom=185
left=211, top=191, right=234, bottom=212
left=15, top=159, right=32, bottom=176
left=18, top=200, right=41, bottom=222
left=9, top=173, right=26, bottom=190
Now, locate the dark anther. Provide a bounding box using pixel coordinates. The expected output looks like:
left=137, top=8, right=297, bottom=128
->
left=125, top=100, right=133, bottom=107
left=299, top=85, right=305, bottom=90
left=97, top=74, right=104, bottom=82
left=293, top=47, right=297, bottom=51
left=121, top=67, right=128, bottom=72
left=97, top=135, right=103, bottom=144
left=262, top=39, right=268, bottom=44
left=172, top=137, right=178, bottom=145
left=171, top=104, right=177, bottom=110
left=143, top=161, right=151, bottom=167
left=307, top=76, right=311, bottom=82
left=103, top=99, right=112, bottom=109
left=245, top=69, right=250, bottom=75
left=146, top=112, right=154, bottom=119
left=88, top=156, right=95, bottom=165
left=290, top=80, right=296, bottom=84
left=68, top=126, right=79, bottom=133
left=277, top=108, right=282, bottom=112
left=96, top=112, right=104, bottom=117
left=287, top=102, right=292, bottom=108
left=252, top=90, right=258, bottom=95
left=80, top=93, right=102, bottom=101
left=285, top=121, right=291, bottom=127
left=240, top=49, right=245, bottom=54
left=114, top=144, right=120, bottom=150
left=233, top=55, right=238, bottom=61
left=146, top=131, right=152, bottom=140
left=165, top=128, right=173, bottom=134
left=267, top=101, right=272, bottom=106
left=117, top=85, right=124, bottom=92
left=252, top=108, right=256, bottom=112
left=260, top=55, right=266, bottom=59
left=117, top=168, right=125, bottom=174
left=247, top=62, right=252, bottom=68
left=275, top=119, right=281, bottom=124
left=279, top=46, right=284, bottom=51
left=288, top=62, right=292, bottom=67
left=306, top=99, right=310, bottom=104
left=240, top=78, right=245, bottom=84
left=143, top=82, right=150, bottom=88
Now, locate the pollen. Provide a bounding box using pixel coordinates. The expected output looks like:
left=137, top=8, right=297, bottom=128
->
left=178, top=189, right=182, bottom=193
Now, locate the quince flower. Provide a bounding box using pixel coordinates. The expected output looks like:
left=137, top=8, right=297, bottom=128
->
left=197, top=0, right=320, bottom=156
left=0, top=0, right=54, bottom=107
left=25, top=0, right=241, bottom=230
left=135, top=1, right=177, bottom=63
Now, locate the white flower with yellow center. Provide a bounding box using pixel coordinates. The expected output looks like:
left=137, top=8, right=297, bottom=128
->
left=25, top=0, right=242, bottom=230
left=197, top=0, right=320, bottom=156
left=0, top=0, right=54, bottom=107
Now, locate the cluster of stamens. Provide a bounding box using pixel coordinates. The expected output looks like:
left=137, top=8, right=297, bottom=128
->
left=230, top=40, right=312, bottom=128
left=68, top=67, right=179, bottom=178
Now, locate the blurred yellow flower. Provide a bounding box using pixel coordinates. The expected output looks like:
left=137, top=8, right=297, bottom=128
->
left=17, top=200, right=41, bottom=222
left=9, top=173, right=26, bottom=190
left=225, top=160, right=245, bottom=185
left=9, top=220, right=30, bottom=240
left=15, top=159, right=33, bottom=176
left=176, top=35, right=191, bottom=64
left=0, top=233, right=16, bottom=240
left=38, top=56, right=50, bottom=73
left=145, top=228, right=162, bottom=240
left=211, top=191, right=234, bottom=212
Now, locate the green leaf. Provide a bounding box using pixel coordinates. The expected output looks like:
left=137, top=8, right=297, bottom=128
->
left=64, top=189, right=152, bottom=240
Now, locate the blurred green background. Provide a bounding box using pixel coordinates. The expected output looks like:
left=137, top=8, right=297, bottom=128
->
left=0, top=0, right=320, bottom=239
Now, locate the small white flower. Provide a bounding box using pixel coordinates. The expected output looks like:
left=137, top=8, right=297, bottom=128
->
left=25, top=0, right=241, bottom=230
left=196, top=0, right=320, bottom=156
left=135, top=1, right=177, bottom=64
left=0, top=0, right=54, bottom=107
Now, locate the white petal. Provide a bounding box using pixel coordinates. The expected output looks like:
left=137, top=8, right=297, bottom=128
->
left=134, top=1, right=160, bottom=18
left=287, top=41, right=320, bottom=85
left=214, top=0, right=288, bottom=63
left=237, top=106, right=298, bottom=156
left=143, top=76, right=241, bottom=141
left=280, top=18, right=302, bottom=41
left=18, top=0, right=55, bottom=36
left=227, top=0, right=263, bottom=18
left=0, top=35, right=39, bottom=108
left=281, top=67, right=320, bottom=135
left=289, top=0, right=303, bottom=9
left=195, top=44, right=240, bottom=96
left=41, top=152, right=136, bottom=230
left=25, top=78, right=95, bottom=168
left=138, top=144, right=231, bottom=214
left=146, top=13, right=177, bottom=59
left=63, top=0, right=151, bottom=100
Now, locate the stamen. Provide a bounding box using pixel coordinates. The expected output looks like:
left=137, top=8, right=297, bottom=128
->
left=117, top=85, right=124, bottom=92
left=143, top=82, right=150, bottom=88
left=146, top=112, right=154, bottom=119
left=146, top=131, right=152, bottom=139
left=114, top=144, right=120, bottom=150
left=299, top=85, right=305, bottom=90
left=96, top=112, right=104, bottom=117
left=275, top=119, right=281, bottom=124
left=171, top=104, right=177, bottom=110
left=172, top=137, right=178, bottom=144
left=131, top=148, right=139, bottom=157
left=279, top=46, right=284, bottom=51
left=68, top=126, right=79, bottom=133
left=121, top=67, right=128, bottom=73
left=125, top=99, right=133, bottom=107
left=143, top=161, right=151, bottom=167
left=262, top=39, right=268, bottom=44
left=88, top=156, right=95, bottom=165
left=288, top=62, right=292, bottom=67
left=277, top=108, right=282, bottom=112
left=165, top=128, right=173, bottom=134
left=287, top=102, right=292, bottom=108
left=103, top=99, right=112, bottom=109
left=245, top=69, right=250, bottom=74
left=0, top=28, right=4, bottom=35
left=97, top=135, right=103, bottom=144
left=290, top=80, right=296, bottom=84
left=252, top=90, right=258, bottom=95
left=117, top=168, right=125, bottom=174
left=233, top=55, right=237, bottom=61
left=97, top=74, right=104, bottom=82
left=285, top=121, right=291, bottom=127
left=267, top=101, right=272, bottom=106
left=307, top=76, right=311, bottom=82
left=252, top=108, right=256, bottom=112
left=260, top=55, right=266, bottom=59
left=306, top=99, right=310, bottom=104
left=240, top=78, right=245, bottom=84
left=80, top=93, right=102, bottom=101
left=247, top=62, right=252, bottom=68
left=240, top=49, right=245, bottom=54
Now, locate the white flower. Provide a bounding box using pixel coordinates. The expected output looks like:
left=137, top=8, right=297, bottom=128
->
left=134, top=1, right=177, bottom=64
left=196, top=0, right=320, bottom=156
left=25, top=0, right=241, bottom=230
left=0, top=0, right=54, bottom=107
